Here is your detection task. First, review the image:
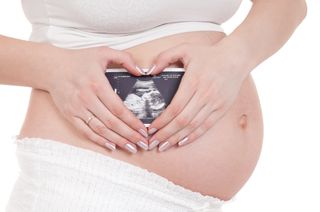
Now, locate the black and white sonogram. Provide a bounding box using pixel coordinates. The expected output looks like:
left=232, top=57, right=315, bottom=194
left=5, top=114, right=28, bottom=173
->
left=105, top=68, right=184, bottom=125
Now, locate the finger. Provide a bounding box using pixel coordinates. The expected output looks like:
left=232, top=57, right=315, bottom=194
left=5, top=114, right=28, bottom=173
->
left=147, top=71, right=198, bottom=136
left=85, top=93, right=149, bottom=150
left=86, top=115, right=139, bottom=154
left=71, top=115, right=116, bottom=151
left=164, top=104, right=215, bottom=149
left=148, top=43, right=190, bottom=76
left=92, top=78, right=148, bottom=139
left=178, top=109, right=225, bottom=146
left=148, top=91, right=207, bottom=151
left=105, top=49, right=143, bottom=76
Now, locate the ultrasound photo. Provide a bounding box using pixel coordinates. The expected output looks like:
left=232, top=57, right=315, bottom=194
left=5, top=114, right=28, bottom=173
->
left=105, top=68, right=185, bottom=126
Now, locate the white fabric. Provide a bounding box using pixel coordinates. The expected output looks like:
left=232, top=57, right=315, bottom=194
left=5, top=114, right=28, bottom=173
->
left=6, top=137, right=229, bottom=212
left=21, top=0, right=242, bottom=50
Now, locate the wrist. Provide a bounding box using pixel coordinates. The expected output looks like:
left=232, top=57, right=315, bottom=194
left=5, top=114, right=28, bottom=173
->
left=35, top=43, right=69, bottom=91
left=214, top=35, right=257, bottom=78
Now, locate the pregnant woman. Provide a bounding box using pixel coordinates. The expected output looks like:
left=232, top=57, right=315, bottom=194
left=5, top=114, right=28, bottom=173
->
left=1, top=0, right=306, bottom=211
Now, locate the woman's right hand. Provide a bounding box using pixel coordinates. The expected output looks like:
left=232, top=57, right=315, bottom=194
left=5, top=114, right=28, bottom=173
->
left=47, top=46, right=149, bottom=153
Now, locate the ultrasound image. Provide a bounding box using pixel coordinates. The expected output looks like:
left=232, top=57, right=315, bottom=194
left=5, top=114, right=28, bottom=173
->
left=105, top=69, right=184, bottom=124
left=124, top=79, right=166, bottom=120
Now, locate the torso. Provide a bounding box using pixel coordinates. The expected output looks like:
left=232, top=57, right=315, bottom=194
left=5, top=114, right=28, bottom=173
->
left=18, top=31, right=263, bottom=201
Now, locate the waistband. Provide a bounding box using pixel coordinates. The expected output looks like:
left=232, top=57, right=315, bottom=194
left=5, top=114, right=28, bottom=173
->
left=9, top=136, right=229, bottom=212
left=29, top=21, right=224, bottom=50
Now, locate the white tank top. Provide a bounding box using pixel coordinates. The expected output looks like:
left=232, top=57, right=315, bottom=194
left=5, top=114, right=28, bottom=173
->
left=21, top=0, right=242, bottom=50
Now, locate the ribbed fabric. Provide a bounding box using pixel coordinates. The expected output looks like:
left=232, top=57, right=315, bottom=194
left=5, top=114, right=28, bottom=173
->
left=6, top=137, right=228, bottom=212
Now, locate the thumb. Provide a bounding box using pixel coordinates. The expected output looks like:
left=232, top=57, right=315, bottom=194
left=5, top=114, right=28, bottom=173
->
left=106, top=49, right=143, bottom=76
left=148, top=43, right=190, bottom=75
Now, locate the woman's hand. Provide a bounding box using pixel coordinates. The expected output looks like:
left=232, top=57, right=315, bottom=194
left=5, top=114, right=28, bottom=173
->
left=47, top=46, right=149, bottom=153
left=147, top=42, right=250, bottom=152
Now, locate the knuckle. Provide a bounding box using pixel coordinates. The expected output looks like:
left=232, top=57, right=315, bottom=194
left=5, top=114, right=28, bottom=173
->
left=89, top=81, right=103, bottom=93
left=191, top=75, right=200, bottom=86
left=157, top=51, right=170, bottom=62
left=103, top=118, right=115, bottom=129
left=168, top=104, right=181, bottom=117
left=175, top=115, right=190, bottom=127
left=189, top=81, right=199, bottom=93
left=188, top=119, right=200, bottom=129
left=95, top=124, right=107, bottom=135
left=130, top=132, right=141, bottom=143
left=199, top=91, right=212, bottom=103
left=83, top=130, right=94, bottom=140
left=111, top=105, right=125, bottom=117
left=187, top=133, right=196, bottom=143
left=123, top=51, right=133, bottom=59
left=203, top=120, right=213, bottom=131
left=76, top=89, right=90, bottom=106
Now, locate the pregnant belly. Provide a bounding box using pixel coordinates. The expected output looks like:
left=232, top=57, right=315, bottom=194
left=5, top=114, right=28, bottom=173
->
left=18, top=31, right=264, bottom=201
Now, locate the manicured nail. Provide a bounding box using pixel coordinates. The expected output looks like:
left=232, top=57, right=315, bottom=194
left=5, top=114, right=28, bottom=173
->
left=148, top=128, right=157, bottom=135
left=178, top=137, right=189, bottom=146
left=148, top=139, right=160, bottom=150
left=138, top=129, right=148, bottom=138
left=137, top=141, right=148, bottom=150
left=158, top=141, right=170, bottom=152
left=125, top=143, right=137, bottom=154
left=105, top=142, right=116, bottom=151
left=146, top=64, right=156, bottom=75
left=136, top=66, right=146, bottom=75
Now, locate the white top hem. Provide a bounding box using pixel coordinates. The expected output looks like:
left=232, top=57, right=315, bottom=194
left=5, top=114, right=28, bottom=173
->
left=29, top=21, right=224, bottom=50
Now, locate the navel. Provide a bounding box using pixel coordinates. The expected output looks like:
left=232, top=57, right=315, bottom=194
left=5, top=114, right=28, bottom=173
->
left=239, top=114, right=248, bottom=129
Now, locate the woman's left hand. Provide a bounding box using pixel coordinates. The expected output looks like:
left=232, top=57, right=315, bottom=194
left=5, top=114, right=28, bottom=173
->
left=147, top=42, right=250, bottom=152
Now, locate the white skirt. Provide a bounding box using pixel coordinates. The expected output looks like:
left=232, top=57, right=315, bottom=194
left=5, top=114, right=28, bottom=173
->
left=6, top=137, right=229, bottom=212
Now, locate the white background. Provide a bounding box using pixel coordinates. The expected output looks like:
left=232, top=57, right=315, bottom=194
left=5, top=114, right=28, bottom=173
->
left=0, top=1, right=319, bottom=211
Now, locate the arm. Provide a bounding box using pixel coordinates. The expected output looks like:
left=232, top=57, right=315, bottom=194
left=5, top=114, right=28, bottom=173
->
left=0, top=35, right=149, bottom=153
left=146, top=0, right=307, bottom=151
left=222, top=0, right=308, bottom=73
left=0, top=35, right=62, bottom=90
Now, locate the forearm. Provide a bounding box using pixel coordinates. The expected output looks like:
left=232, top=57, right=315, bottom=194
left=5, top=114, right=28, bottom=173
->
left=219, top=0, right=307, bottom=73
left=0, top=35, right=65, bottom=90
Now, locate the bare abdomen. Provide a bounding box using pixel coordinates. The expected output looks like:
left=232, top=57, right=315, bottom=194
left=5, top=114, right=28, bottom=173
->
left=18, top=31, right=264, bottom=201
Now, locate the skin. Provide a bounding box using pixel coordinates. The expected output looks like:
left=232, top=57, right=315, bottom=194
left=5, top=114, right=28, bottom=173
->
left=147, top=0, right=308, bottom=151
left=0, top=0, right=307, bottom=200
left=0, top=0, right=307, bottom=153
left=0, top=38, right=149, bottom=153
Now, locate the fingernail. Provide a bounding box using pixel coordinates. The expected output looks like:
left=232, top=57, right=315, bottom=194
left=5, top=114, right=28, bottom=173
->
left=125, top=143, right=137, bottom=154
left=148, top=139, right=160, bottom=150
left=148, top=128, right=157, bottom=135
left=136, top=66, right=147, bottom=75
left=105, top=142, right=116, bottom=151
left=137, top=141, right=148, bottom=150
left=158, top=141, right=170, bottom=152
left=178, top=137, right=189, bottom=146
left=138, top=129, right=148, bottom=138
left=146, top=64, right=156, bottom=75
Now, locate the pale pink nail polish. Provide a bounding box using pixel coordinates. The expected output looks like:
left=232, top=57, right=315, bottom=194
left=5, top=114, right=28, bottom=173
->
left=137, top=141, right=148, bottom=150
left=105, top=142, right=116, bottom=151
left=125, top=143, right=137, bottom=154
left=136, top=66, right=147, bottom=75
left=148, top=140, right=160, bottom=150
left=158, top=141, right=170, bottom=152
left=146, top=64, right=156, bottom=75
left=148, top=128, right=157, bottom=135
left=178, top=137, right=189, bottom=146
